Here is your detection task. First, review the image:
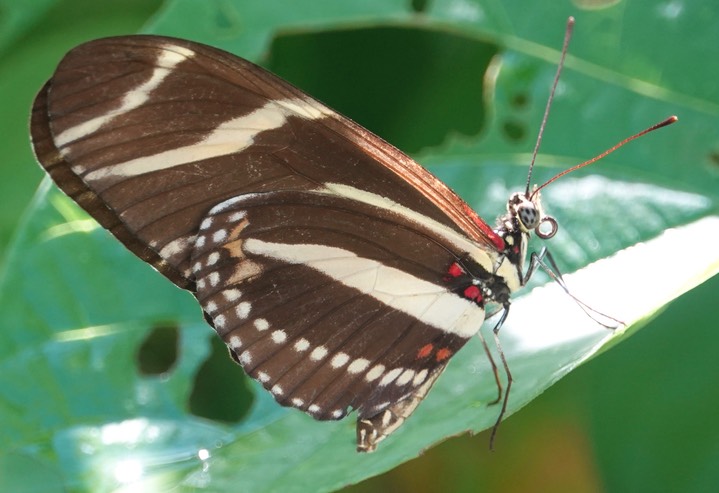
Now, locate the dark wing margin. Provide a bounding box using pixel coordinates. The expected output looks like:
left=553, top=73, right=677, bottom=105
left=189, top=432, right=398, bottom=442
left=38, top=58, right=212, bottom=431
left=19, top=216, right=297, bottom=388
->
left=31, top=81, right=193, bottom=288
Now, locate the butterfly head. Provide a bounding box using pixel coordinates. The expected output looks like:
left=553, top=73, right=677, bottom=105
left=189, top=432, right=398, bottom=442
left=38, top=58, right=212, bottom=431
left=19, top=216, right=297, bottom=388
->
left=491, top=189, right=558, bottom=278
left=505, top=189, right=558, bottom=241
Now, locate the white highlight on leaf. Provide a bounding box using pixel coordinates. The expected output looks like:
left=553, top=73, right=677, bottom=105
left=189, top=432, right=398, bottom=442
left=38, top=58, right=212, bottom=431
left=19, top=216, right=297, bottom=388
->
left=113, top=458, right=143, bottom=484
left=57, top=44, right=196, bottom=148
left=243, top=238, right=486, bottom=337
left=657, top=1, right=683, bottom=20
left=82, top=98, right=331, bottom=183
left=506, top=216, right=719, bottom=355
left=446, top=0, right=483, bottom=23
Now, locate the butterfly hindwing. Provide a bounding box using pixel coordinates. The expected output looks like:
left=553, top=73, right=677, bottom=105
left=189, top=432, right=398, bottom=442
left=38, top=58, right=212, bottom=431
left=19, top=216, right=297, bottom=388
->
left=190, top=189, right=485, bottom=427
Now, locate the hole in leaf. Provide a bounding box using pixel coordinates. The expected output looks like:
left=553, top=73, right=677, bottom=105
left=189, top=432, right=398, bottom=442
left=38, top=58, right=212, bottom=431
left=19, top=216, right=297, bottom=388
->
left=136, top=324, right=179, bottom=375
left=411, top=0, right=429, bottom=13
left=213, top=5, right=236, bottom=30
left=502, top=119, right=526, bottom=142
left=510, top=91, right=529, bottom=109
left=189, top=336, right=254, bottom=423
left=267, top=27, right=497, bottom=153
left=708, top=150, right=719, bottom=167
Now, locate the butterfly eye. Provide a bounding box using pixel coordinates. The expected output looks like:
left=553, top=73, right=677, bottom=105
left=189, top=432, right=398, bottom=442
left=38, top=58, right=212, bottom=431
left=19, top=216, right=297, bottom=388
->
left=517, top=203, right=540, bottom=230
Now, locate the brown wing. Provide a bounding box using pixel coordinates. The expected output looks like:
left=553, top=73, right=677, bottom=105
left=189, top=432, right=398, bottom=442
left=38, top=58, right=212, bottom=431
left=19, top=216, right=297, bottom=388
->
left=30, top=35, right=503, bottom=291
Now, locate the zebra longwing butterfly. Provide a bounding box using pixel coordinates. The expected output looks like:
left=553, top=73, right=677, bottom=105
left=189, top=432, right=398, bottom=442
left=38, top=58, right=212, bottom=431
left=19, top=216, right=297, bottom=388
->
left=29, top=20, right=675, bottom=452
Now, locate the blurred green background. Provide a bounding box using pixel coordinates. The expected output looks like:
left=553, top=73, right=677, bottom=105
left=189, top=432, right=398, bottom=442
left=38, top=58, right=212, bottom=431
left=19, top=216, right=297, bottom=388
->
left=2, top=0, right=718, bottom=492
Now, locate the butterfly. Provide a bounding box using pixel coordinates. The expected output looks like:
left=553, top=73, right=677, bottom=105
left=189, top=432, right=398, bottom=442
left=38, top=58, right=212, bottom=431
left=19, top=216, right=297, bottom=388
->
left=29, top=19, right=675, bottom=452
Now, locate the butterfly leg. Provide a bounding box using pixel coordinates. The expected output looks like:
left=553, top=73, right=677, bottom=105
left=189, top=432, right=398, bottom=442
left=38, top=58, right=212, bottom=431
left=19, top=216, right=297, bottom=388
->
left=477, top=329, right=502, bottom=405
left=488, top=304, right=512, bottom=451
left=528, top=248, right=623, bottom=329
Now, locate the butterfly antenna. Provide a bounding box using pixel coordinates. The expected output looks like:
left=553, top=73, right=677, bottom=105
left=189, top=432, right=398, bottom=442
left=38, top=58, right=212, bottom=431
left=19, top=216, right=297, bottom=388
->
left=531, top=115, right=678, bottom=198
left=525, top=16, right=575, bottom=197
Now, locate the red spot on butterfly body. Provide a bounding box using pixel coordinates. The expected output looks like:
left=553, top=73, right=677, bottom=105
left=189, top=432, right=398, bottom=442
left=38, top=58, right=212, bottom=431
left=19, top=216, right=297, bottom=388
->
left=435, top=348, right=452, bottom=362
left=447, top=262, right=464, bottom=277
left=463, top=285, right=482, bottom=302
left=416, top=344, right=433, bottom=359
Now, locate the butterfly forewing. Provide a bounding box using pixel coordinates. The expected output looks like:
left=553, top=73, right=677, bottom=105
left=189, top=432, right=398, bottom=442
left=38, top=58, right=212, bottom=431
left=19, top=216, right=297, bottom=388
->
left=31, top=36, right=503, bottom=290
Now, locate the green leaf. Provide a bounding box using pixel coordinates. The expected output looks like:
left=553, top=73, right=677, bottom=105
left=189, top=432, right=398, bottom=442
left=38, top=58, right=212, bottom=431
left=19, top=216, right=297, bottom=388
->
left=3, top=1, right=718, bottom=492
